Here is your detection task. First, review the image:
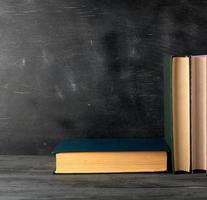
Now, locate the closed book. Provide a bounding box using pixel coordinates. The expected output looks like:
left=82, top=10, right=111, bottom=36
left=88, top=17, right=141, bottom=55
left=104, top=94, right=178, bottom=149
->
left=52, top=138, right=168, bottom=174
left=172, top=56, right=190, bottom=172
left=191, top=56, right=207, bottom=171
left=164, top=56, right=191, bottom=172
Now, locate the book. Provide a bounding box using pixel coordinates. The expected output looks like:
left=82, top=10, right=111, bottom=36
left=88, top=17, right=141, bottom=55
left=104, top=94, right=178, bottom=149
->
left=163, top=55, right=173, bottom=171
left=191, top=56, right=207, bottom=171
left=52, top=138, right=168, bottom=174
left=172, top=56, right=190, bottom=172
left=164, top=56, right=191, bottom=172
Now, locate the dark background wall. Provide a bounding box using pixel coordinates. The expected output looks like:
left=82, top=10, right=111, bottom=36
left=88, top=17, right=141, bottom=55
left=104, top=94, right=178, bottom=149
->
left=0, top=0, right=206, bottom=154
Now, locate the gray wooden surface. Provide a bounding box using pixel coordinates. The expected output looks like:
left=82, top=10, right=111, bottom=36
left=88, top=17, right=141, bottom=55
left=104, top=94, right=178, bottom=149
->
left=0, top=156, right=206, bottom=200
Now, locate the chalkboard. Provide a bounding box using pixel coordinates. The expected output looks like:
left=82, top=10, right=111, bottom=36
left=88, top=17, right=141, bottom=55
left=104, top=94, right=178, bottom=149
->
left=0, top=0, right=207, bottom=154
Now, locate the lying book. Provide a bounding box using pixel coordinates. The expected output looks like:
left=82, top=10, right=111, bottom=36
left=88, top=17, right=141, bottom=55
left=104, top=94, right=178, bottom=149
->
left=191, top=56, right=207, bottom=171
left=52, top=138, right=168, bottom=174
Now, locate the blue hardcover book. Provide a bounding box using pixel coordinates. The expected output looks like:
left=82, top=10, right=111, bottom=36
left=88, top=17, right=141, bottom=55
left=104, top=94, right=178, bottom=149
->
left=52, top=138, right=168, bottom=174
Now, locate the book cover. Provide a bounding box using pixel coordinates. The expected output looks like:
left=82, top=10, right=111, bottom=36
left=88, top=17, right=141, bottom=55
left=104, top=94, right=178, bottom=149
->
left=52, top=138, right=168, bottom=154
left=163, top=55, right=173, bottom=171
left=52, top=138, right=168, bottom=174
left=164, top=55, right=191, bottom=172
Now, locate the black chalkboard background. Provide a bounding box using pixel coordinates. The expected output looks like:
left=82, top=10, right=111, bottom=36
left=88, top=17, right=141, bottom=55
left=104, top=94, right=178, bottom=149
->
left=0, top=0, right=207, bottom=154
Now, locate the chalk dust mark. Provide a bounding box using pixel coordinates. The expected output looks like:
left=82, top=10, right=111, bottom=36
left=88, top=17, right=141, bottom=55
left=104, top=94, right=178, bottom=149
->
left=14, top=91, right=30, bottom=94
left=71, top=82, right=76, bottom=91
left=55, top=85, right=65, bottom=100
left=90, top=40, right=93, bottom=46
left=42, top=49, right=49, bottom=64
left=0, top=117, right=10, bottom=120
left=22, top=58, right=26, bottom=66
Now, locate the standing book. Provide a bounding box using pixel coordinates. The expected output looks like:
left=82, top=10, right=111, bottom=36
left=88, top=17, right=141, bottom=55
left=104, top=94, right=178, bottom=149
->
left=164, top=56, right=191, bottom=172
left=191, top=56, right=207, bottom=171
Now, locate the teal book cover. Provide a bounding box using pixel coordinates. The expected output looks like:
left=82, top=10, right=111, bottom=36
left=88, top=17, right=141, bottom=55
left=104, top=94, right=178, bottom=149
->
left=52, top=138, right=168, bottom=154
left=163, top=55, right=173, bottom=171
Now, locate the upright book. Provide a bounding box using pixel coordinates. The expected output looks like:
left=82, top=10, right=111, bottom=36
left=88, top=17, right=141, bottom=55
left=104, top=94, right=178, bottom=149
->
left=52, top=138, right=168, bottom=174
left=164, top=56, right=173, bottom=170
left=191, top=56, right=207, bottom=171
left=164, top=56, right=191, bottom=172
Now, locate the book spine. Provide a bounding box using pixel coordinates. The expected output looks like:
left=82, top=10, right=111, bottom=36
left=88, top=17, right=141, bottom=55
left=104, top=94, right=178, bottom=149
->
left=163, top=55, right=173, bottom=171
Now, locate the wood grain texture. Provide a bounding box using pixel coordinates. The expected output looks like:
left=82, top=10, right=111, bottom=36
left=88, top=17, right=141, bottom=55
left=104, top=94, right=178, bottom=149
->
left=0, top=156, right=206, bottom=200
left=1, top=0, right=207, bottom=154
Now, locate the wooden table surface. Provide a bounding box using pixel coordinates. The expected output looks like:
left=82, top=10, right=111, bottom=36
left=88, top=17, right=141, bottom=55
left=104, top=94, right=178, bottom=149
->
left=0, top=156, right=207, bottom=200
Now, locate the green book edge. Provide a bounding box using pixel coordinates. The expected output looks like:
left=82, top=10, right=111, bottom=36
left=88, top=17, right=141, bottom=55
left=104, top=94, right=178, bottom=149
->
left=163, top=55, right=174, bottom=171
